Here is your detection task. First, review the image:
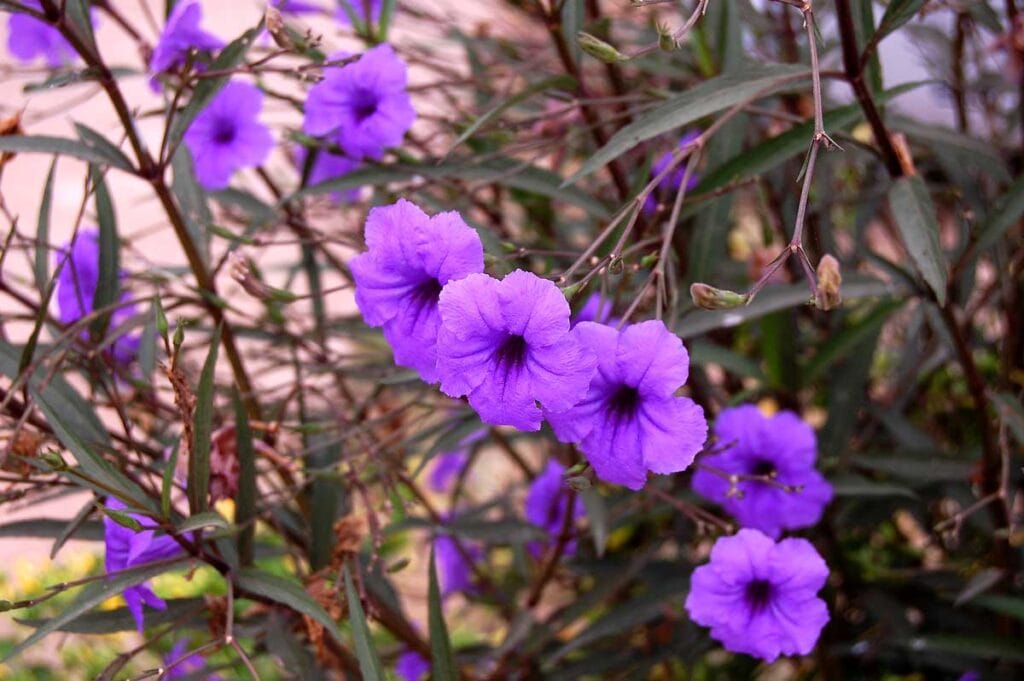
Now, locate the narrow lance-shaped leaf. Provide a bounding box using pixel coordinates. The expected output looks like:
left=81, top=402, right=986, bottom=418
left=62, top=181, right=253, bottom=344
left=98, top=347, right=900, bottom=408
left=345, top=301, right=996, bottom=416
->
left=89, top=165, right=120, bottom=340
left=236, top=568, right=345, bottom=645
left=0, top=135, right=134, bottom=172
left=188, top=325, right=221, bottom=514
left=428, top=545, right=458, bottom=681
left=888, top=175, right=947, bottom=305
left=34, top=156, right=57, bottom=292
left=234, top=388, right=257, bottom=566
left=342, top=566, right=387, bottom=681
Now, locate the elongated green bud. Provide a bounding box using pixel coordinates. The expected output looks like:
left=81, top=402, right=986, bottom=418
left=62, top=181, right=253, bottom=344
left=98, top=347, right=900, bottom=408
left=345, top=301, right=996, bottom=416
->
left=577, top=32, right=629, bottom=63
left=690, top=282, right=748, bottom=310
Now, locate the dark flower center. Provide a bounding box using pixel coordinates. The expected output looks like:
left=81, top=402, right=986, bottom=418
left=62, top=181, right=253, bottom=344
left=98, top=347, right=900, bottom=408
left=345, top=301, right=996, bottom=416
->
left=751, top=459, right=777, bottom=477
left=744, top=578, right=774, bottom=613
left=351, top=88, right=380, bottom=123
left=212, top=117, right=237, bottom=145
left=495, top=334, right=528, bottom=370
left=607, top=385, right=642, bottom=419
left=412, top=278, right=443, bottom=306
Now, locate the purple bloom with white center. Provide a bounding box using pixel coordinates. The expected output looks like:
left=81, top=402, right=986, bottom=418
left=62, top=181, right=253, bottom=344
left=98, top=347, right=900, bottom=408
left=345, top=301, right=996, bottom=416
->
left=643, top=131, right=701, bottom=216
left=164, top=640, right=220, bottom=680
left=296, top=144, right=362, bottom=203
left=435, top=534, right=480, bottom=597
left=55, top=229, right=140, bottom=366
left=525, top=460, right=585, bottom=558
left=573, top=292, right=619, bottom=327
left=691, top=405, right=833, bottom=538
left=350, top=199, right=484, bottom=382
left=395, top=650, right=430, bottom=681
left=436, top=270, right=597, bottom=430
left=149, top=1, right=222, bottom=79
left=546, top=320, right=707, bottom=490
left=6, top=1, right=79, bottom=67
left=684, top=529, right=830, bottom=662
left=303, top=43, right=415, bottom=161
left=184, top=81, right=274, bottom=190
left=103, top=498, right=183, bottom=632
left=336, top=0, right=384, bottom=26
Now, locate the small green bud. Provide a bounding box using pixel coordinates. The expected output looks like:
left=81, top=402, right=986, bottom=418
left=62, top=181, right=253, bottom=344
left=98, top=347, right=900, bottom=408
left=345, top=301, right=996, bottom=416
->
left=154, top=296, right=169, bottom=342
left=577, top=32, right=629, bottom=63
left=0, top=600, right=14, bottom=612
left=814, top=254, right=842, bottom=311
left=564, top=461, right=589, bottom=476
left=387, top=557, right=411, bottom=573
left=657, top=23, right=677, bottom=52
left=690, top=282, right=748, bottom=310
left=103, top=507, right=143, bottom=532
left=39, top=449, right=66, bottom=471
left=560, top=282, right=583, bottom=300
left=172, top=321, right=186, bottom=353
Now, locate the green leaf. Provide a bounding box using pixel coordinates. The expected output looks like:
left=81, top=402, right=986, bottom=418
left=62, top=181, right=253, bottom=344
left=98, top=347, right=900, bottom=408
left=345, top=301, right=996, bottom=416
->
left=342, top=566, right=387, bottom=681
left=188, top=326, right=221, bottom=514
left=0, top=517, right=102, bottom=542
left=234, top=389, right=257, bottom=566
left=447, top=75, right=576, bottom=155
left=564, top=64, right=808, bottom=185
left=688, top=341, right=765, bottom=380
left=428, top=546, right=456, bottom=681
left=171, top=145, right=213, bottom=264
left=177, top=510, right=229, bottom=534
left=236, top=568, right=345, bottom=645
left=377, top=0, right=397, bottom=40
left=579, top=487, right=608, bottom=557
left=804, top=301, right=903, bottom=383
left=17, top=598, right=203, bottom=634
left=968, top=594, right=1024, bottom=621
left=3, top=560, right=181, bottom=662
left=888, top=176, right=947, bottom=305
left=34, top=156, right=57, bottom=292
left=830, top=474, right=917, bottom=499
left=0, top=135, right=134, bottom=172
left=51, top=500, right=100, bottom=558
left=850, top=455, right=972, bottom=483
left=89, top=165, right=120, bottom=340
left=161, top=440, right=179, bottom=520
left=75, top=123, right=135, bottom=175
left=966, top=173, right=1024, bottom=262
left=866, top=0, right=925, bottom=53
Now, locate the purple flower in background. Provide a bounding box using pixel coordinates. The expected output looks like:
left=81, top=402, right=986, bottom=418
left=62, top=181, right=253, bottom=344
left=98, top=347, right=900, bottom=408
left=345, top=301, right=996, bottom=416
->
left=295, top=145, right=362, bottom=203
left=55, top=229, right=140, bottom=365
left=6, top=1, right=78, bottom=67
left=525, top=460, right=585, bottom=558
left=350, top=199, right=484, bottom=382
left=573, top=292, right=619, bottom=327
left=103, top=498, right=183, bottom=631
left=184, top=81, right=274, bottom=190
left=303, top=43, right=415, bottom=160
left=149, top=1, right=222, bottom=79
left=275, top=0, right=323, bottom=14
left=336, top=0, right=384, bottom=25
left=395, top=650, right=430, bottom=681
left=546, top=321, right=706, bottom=490
left=430, top=451, right=468, bottom=492
left=435, top=534, right=480, bottom=597
left=684, top=529, right=830, bottom=662
left=643, top=131, right=701, bottom=215
left=691, top=405, right=833, bottom=538
left=436, top=270, right=597, bottom=430
left=164, top=640, right=219, bottom=680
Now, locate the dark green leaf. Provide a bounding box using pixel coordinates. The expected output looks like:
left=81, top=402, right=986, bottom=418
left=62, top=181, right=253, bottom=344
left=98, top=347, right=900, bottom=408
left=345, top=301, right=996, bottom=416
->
left=188, top=326, right=220, bottom=514
left=234, top=389, right=256, bottom=566
left=0, top=135, right=134, bottom=172
left=428, top=546, right=456, bottom=681
left=968, top=594, right=1024, bottom=621
left=177, top=510, right=229, bottom=534
left=888, top=175, right=947, bottom=305
left=237, top=568, right=345, bottom=644
left=89, top=165, right=120, bottom=340
left=830, top=474, right=917, bottom=499
left=892, top=634, right=1024, bottom=662
left=342, top=566, right=387, bottom=681
left=866, top=0, right=925, bottom=53
left=171, top=145, right=213, bottom=263
left=850, top=455, right=971, bottom=483
left=0, top=517, right=102, bottom=541
left=34, top=156, right=57, bottom=292
left=18, top=598, right=203, bottom=634
left=75, top=124, right=135, bottom=175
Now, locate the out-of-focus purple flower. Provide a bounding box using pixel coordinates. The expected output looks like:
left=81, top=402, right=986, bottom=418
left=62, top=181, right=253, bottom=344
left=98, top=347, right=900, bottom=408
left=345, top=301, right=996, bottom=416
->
left=395, top=650, right=430, bottom=681
left=428, top=427, right=486, bottom=492
left=643, top=130, right=701, bottom=216
left=303, top=44, right=415, bottom=161
left=55, top=229, right=140, bottom=366
left=546, top=321, right=706, bottom=490
left=6, top=1, right=79, bottom=68
left=350, top=199, right=484, bottom=382
left=525, top=460, right=585, bottom=558
left=164, top=640, right=220, bottom=680
left=149, top=1, right=222, bottom=80
left=275, top=0, right=323, bottom=14
left=435, top=533, right=480, bottom=597
left=336, top=0, right=384, bottom=26
left=957, top=673, right=981, bottom=681
left=103, top=498, right=183, bottom=632
left=684, top=529, right=830, bottom=662
left=436, top=270, right=597, bottom=430
left=184, top=80, right=274, bottom=190
left=573, top=292, right=619, bottom=327
left=295, top=144, right=362, bottom=203
left=691, top=405, right=833, bottom=538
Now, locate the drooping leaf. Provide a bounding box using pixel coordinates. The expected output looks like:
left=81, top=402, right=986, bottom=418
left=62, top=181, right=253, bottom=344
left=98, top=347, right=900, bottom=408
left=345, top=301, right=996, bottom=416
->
left=188, top=326, right=221, bottom=514
left=88, top=164, right=120, bottom=340
left=342, top=566, right=387, bottom=681
left=888, top=175, right=947, bottom=305
left=428, top=546, right=457, bottom=681
left=34, top=156, right=57, bottom=292
left=0, top=135, right=134, bottom=172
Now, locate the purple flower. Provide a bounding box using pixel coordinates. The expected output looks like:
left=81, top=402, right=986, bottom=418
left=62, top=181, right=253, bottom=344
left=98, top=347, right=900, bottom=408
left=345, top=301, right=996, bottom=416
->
left=164, top=640, right=219, bottom=680
left=573, top=292, right=619, bottom=327
left=6, top=1, right=78, bottom=67
left=545, top=321, right=707, bottom=490
left=103, top=498, right=183, bottom=631
left=525, top=460, right=584, bottom=558
left=296, top=144, right=362, bottom=203
left=429, top=451, right=469, bottom=492
left=395, top=650, right=429, bottom=681
left=55, top=229, right=140, bottom=365
left=350, top=199, right=484, bottom=382
left=691, top=405, right=833, bottom=538
left=336, top=0, right=384, bottom=26
left=184, top=81, right=274, bottom=190
left=436, top=270, right=597, bottom=430
left=435, top=534, right=480, bottom=597
left=276, top=0, right=323, bottom=14
left=684, top=529, right=830, bottom=662
left=149, top=1, right=222, bottom=78
left=303, top=44, right=415, bottom=161
left=643, top=131, right=701, bottom=216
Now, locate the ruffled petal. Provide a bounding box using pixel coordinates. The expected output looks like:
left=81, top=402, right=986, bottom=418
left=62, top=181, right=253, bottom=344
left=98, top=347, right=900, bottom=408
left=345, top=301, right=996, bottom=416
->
left=639, top=396, right=707, bottom=475
left=615, top=320, right=689, bottom=397
left=497, top=270, right=571, bottom=346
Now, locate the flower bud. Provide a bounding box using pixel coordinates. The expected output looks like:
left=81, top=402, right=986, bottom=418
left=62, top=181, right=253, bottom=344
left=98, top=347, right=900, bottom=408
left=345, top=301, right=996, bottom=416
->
left=104, top=507, right=143, bottom=532
left=657, top=23, right=676, bottom=52
left=577, top=32, right=629, bottom=63
left=264, top=6, right=294, bottom=51
left=39, top=449, right=66, bottom=471
left=814, top=254, right=842, bottom=311
left=690, top=282, right=748, bottom=310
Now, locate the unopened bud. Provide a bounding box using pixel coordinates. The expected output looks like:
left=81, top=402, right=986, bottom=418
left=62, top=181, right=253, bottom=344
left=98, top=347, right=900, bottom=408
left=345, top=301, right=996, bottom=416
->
left=657, top=23, right=676, bottom=52
left=154, top=296, right=169, bottom=341
left=103, top=507, right=143, bottom=532
left=577, top=32, right=629, bottom=63
left=172, top=320, right=185, bottom=352
left=814, top=254, right=842, bottom=311
left=39, top=450, right=66, bottom=471
left=264, top=6, right=294, bottom=50
left=690, top=282, right=748, bottom=310
left=0, top=600, right=13, bottom=612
